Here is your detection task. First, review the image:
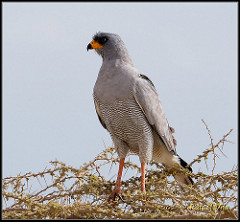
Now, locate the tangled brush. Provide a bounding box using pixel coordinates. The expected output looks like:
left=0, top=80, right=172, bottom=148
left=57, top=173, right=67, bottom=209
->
left=2, top=120, right=238, bottom=219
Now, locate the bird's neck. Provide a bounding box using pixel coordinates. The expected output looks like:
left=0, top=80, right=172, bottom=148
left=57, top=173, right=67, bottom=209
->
left=102, top=48, right=134, bottom=66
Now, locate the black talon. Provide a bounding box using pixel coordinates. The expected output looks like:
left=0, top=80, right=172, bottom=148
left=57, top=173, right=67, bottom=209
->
left=118, top=194, right=125, bottom=202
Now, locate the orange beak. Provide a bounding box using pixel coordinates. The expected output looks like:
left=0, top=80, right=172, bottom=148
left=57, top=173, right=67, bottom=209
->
left=87, top=40, right=103, bottom=51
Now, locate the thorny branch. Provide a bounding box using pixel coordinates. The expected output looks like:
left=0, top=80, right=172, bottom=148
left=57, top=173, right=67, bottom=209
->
left=187, top=121, right=233, bottom=169
left=2, top=120, right=237, bottom=219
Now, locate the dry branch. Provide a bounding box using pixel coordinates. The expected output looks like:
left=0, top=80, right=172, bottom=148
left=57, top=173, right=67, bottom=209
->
left=2, top=121, right=237, bottom=219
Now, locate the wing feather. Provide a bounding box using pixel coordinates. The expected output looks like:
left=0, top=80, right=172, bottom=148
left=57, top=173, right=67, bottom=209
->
left=93, top=96, right=107, bottom=130
left=133, top=75, right=176, bottom=152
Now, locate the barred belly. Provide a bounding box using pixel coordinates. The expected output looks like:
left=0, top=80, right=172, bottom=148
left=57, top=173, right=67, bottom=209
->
left=99, top=99, right=153, bottom=149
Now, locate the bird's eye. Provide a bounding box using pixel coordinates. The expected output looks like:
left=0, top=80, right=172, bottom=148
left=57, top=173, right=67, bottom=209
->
left=102, top=37, right=108, bottom=43
left=97, top=36, right=108, bottom=45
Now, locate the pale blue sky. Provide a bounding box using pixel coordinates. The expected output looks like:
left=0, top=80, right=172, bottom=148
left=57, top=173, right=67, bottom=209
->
left=3, top=3, right=237, bottom=181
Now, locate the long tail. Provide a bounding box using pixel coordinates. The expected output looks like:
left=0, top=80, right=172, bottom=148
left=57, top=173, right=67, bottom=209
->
left=152, top=139, right=193, bottom=185
left=173, top=155, right=193, bottom=185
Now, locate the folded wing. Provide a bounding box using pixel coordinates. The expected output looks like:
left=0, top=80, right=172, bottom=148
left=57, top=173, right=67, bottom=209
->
left=133, top=74, right=176, bottom=153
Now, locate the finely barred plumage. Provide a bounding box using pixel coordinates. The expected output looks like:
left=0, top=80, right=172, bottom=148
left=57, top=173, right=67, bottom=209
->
left=100, top=99, right=151, bottom=142
left=87, top=32, right=193, bottom=200
left=95, top=96, right=154, bottom=163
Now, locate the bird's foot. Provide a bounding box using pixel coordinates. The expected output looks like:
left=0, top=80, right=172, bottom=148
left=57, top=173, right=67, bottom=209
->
left=107, top=187, right=124, bottom=202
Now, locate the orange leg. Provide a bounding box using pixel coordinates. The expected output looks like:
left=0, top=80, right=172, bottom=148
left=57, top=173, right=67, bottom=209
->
left=108, top=158, right=125, bottom=201
left=115, top=158, right=125, bottom=192
left=141, top=162, right=146, bottom=193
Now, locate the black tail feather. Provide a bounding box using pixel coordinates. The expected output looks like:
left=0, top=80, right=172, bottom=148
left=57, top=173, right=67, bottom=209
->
left=178, top=156, right=194, bottom=185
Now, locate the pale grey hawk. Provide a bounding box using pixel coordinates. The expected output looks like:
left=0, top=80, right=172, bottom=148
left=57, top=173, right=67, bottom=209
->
left=87, top=32, right=193, bottom=200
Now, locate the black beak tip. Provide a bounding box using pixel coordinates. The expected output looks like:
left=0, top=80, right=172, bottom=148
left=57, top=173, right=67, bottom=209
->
left=87, top=43, right=92, bottom=51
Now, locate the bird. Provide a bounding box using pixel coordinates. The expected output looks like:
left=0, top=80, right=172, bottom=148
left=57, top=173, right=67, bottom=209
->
left=87, top=32, right=193, bottom=201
